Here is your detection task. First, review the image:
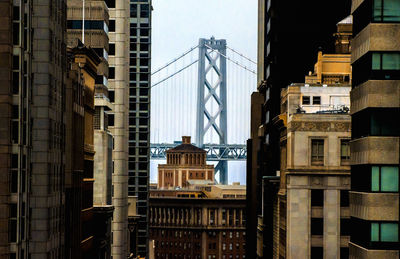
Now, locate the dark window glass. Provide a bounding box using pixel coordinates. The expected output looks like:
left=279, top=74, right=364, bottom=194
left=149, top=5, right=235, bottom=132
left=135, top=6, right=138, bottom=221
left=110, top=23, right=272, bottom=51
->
left=12, top=72, right=19, bottom=94
left=311, top=189, right=324, bottom=206
left=130, top=4, right=137, bottom=18
left=108, top=114, right=114, bottom=126
left=140, top=4, right=149, bottom=18
left=108, top=90, right=115, bottom=102
left=13, top=55, right=19, bottom=70
left=109, top=43, right=115, bottom=55
left=311, top=218, right=323, bottom=235
left=302, top=96, right=310, bottom=105
left=312, top=96, right=321, bottom=105
left=311, top=247, right=323, bottom=259
left=109, top=20, right=115, bottom=32
left=105, top=0, right=115, bottom=8
left=340, top=248, right=349, bottom=259
left=341, top=218, right=351, bottom=236
left=109, top=67, right=115, bottom=79
left=340, top=190, right=349, bottom=207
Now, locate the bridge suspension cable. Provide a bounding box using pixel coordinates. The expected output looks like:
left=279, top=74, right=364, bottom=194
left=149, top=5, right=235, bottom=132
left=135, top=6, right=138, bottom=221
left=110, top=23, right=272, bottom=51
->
left=226, top=45, right=257, bottom=65
left=151, top=45, right=199, bottom=75
left=204, top=44, right=256, bottom=75
left=151, top=59, right=198, bottom=88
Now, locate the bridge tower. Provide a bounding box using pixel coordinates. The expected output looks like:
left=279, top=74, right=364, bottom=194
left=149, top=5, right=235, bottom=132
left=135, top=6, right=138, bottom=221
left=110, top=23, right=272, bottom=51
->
left=196, top=37, right=228, bottom=184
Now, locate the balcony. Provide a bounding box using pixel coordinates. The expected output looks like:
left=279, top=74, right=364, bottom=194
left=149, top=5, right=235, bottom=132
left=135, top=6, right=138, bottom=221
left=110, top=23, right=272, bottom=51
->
left=349, top=242, right=399, bottom=259
left=350, top=191, right=399, bottom=221
left=351, top=80, right=400, bottom=114
left=351, top=136, right=400, bottom=165
left=352, top=23, right=400, bottom=63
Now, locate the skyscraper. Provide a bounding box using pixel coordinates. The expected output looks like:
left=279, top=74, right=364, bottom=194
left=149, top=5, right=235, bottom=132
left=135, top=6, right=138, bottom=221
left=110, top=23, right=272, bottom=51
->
left=0, top=0, right=68, bottom=258
left=248, top=1, right=351, bottom=258
left=128, top=0, right=152, bottom=256
left=350, top=0, right=400, bottom=257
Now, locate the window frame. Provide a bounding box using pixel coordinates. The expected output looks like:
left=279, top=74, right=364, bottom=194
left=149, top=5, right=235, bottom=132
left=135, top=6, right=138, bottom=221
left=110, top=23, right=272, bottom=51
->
left=311, top=138, right=325, bottom=165
left=371, top=165, right=399, bottom=192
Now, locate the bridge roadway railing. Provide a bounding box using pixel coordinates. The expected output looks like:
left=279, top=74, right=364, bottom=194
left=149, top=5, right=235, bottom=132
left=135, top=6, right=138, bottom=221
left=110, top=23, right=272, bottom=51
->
left=150, top=143, right=247, bottom=161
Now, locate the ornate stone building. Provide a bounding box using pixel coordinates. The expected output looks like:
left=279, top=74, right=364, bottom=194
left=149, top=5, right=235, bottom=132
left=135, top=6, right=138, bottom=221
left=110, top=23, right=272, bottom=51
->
left=257, top=18, right=353, bottom=258
left=158, top=136, right=214, bottom=189
left=149, top=185, right=246, bottom=259
left=150, top=139, right=246, bottom=259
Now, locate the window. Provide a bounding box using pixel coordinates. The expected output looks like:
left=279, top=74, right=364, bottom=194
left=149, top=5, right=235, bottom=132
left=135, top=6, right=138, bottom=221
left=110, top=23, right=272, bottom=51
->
left=371, top=166, right=399, bottom=192
left=105, top=0, right=115, bottom=8
left=109, top=20, right=115, bottom=32
left=109, top=67, right=115, bottom=79
left=311, top=189, right=324, bottom=206
left=109, top=43, right=115, bottom=55
left=372, top=52, right=400, bottom=70
left=340, top=218, right=351, bottom=236
left=371, top=222, right=399, bottom=242
left=340, top=190, right=349, bottom=207
left=311, top=218, right=323, bottom=235
left=311, top=139, right=324, bottom=165
left=340, top=139, right=351, bottom=164
left=108, top=114, right=115, bottom=126
left=312, top=96, right=321, bottom=105
left=302, top=96, right=310, bottom=105
left=311, top=247, right=323, bottom=259
left=108, top=90, right=115, bottom=102
left=373, top=0, right=400, bottom=22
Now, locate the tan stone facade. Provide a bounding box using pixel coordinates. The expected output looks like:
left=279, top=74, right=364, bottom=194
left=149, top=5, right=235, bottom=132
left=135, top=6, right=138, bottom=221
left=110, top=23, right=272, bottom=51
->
left=157, top=136, right=214, bottom=189
left=149, top=186, right=246, bottom=259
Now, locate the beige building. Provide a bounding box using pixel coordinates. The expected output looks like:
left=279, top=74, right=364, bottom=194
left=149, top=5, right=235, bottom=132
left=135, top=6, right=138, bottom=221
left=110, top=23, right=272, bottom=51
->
left=258, top=20, right=353, bottom=258
left=107, top=1, right=130, bottom=258
left=158, top=136, right=214, bottom=189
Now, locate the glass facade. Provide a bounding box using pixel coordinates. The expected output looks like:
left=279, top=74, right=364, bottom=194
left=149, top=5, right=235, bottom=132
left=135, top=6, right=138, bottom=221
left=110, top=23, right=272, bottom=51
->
left=129, top=0, right=151, bottom=256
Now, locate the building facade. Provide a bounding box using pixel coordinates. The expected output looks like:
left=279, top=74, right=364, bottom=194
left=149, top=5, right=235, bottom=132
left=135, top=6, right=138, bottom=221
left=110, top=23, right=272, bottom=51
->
left=150, top=138, right=246, bottom=259
left=0, top=0, right=68, bottom=258
left=128, top=0, right=152, bottom=256
left=271, top=84, right=352, bottom=259
left=350, top=0, right=400, bottom=258
left=255, top=18, right=354, bottom=258
left=248, top=1, right=352, bottom=258
left=158, top=136, right=214, bottom=189
left=150, top=186, right=246, bottom=259
left=66, top=2, right=114, bottom=258
left=107, top=0, right=130, bottom=257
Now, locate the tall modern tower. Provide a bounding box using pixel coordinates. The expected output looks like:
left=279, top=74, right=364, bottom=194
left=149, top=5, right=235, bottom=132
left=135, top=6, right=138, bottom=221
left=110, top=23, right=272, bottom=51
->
left=128, top=0, right=152, bottom=256
left=350, top=0, right=400, bottom=257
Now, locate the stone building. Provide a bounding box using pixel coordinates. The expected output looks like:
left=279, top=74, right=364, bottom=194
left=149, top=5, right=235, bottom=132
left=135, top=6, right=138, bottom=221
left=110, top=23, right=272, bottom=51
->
left=256, top=18, right=353, bottom=258
left=350, top=0, right=400, bottom=257
left=0, top=0, right=68, bottom=258
left=65, top=43, right=101, bottom=258
left=66, top=2, right=114, bottom=258
left=247, top=2, right=351, bottom=257
left=158, top=136, right=214, bottom=189
left=150, top=139, right=245, bottom=259
left=149, top=184, right=246, bottom=259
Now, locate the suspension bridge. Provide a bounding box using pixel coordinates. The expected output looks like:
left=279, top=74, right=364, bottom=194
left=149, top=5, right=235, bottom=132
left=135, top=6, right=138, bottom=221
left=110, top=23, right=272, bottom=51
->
left=150, top=37, right=256, bottom=184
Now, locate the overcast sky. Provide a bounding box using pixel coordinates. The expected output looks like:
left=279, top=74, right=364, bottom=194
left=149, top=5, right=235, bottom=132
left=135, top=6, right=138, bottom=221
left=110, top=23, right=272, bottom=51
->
left=150, top=0, right=258, bottom=184
left=151, top=0, right=258, bottom=71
